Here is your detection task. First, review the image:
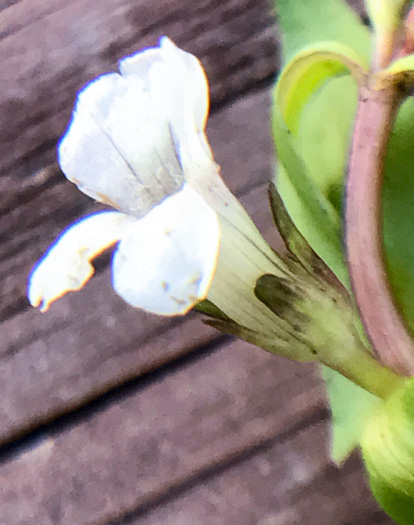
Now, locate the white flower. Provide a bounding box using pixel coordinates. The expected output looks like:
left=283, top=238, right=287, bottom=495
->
left=28, top=38, right=222, bottom=316
left=28, top=37, right=285, bottom=333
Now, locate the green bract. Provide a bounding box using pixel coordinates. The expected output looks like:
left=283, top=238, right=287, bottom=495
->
left=361, top=378, right=414, bottom=525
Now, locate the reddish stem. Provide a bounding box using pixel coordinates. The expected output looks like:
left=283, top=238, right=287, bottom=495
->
left=346, top=84, right=414, bottom=376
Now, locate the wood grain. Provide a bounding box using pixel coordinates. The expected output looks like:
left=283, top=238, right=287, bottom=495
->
left=0, top=340, right=325, bottom=525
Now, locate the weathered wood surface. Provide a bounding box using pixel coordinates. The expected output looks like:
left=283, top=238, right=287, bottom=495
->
left=0, top=0, right=391, bottom=524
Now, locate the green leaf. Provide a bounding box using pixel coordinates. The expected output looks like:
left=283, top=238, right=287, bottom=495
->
left=272, top=0, right=371, bottom=285
left=383, top=97, right=414, bottom=332
left=275, top=0, right=371, bottom=62
left=323, top=367, right=380, bottom=463
left=293, top=76, right=358, bottom=217
left=276, top=42, right=368, bottom=134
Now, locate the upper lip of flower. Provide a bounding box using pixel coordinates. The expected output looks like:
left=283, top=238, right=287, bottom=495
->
left=28, top=37, right=222, bottom=316
left=59, top=36, right=213, bottom=218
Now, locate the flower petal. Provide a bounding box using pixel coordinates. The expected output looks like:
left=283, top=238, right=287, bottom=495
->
left=58, top=71, right=184, bottom=218
left=120, top=37, right=210, bottom=138
left=112, top=184, right=220, bottom=315
left=121, top=37, right=217, bottom=182
left=28, top=212, right=135, bottom=311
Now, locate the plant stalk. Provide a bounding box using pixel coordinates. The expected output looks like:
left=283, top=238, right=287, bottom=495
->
left=346, top=83, right=414, bottom=376
left=324, top=340, right=405, bottom=399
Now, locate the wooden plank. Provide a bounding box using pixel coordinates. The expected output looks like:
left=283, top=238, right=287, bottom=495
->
left=0, top=339, right=389, bottom=525
left=0, top=339, right=326, bottom=525
left=130, top=428, right=391, bottom=525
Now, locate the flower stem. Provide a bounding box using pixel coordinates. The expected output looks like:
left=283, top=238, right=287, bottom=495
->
left=346, top=83, right=414, bottom=376
left=326, top=341, right=406, bottom=399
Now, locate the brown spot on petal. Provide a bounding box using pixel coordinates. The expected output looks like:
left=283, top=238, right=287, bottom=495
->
left=171, top=296, right=187, bottom=306
left=94, top=192, right=122, bottom=210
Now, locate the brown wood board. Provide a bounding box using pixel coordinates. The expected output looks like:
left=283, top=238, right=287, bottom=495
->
left=0, top=340, right=329, bottom=524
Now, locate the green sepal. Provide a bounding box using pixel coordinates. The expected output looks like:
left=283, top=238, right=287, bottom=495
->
left=276, top=42, right=368, bottom=134
left=195, top=299, right=231, bottom=321
left=272, top=104, right=348, bottom=284
left=255, top=273, right=403, bottom=399
left=254, top=273, right=311, bottom=334
left=268, top=182, right=342, bottom=283
left=254, top=272, right=357, bottom=369
left=204, top=316, right=319, bottom=363
left=268, top=182, right=316, bottom=272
